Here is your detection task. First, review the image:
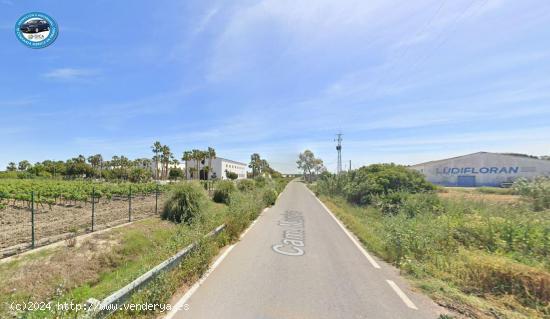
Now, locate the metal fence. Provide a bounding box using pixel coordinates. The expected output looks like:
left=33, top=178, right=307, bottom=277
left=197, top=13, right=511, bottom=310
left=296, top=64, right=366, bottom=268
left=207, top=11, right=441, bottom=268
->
left=0, top=186, right=166, bottom=258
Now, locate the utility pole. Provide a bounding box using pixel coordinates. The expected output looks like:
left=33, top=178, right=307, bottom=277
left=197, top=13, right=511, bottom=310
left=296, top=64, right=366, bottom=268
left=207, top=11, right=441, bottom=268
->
left=335, top=132, right=343, bottom=174
left=349, top=160, right=351, bottom=172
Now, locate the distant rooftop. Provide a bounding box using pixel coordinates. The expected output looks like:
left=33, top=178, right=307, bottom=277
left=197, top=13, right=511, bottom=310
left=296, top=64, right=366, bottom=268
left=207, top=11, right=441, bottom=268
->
left=411, top=152, right=550, bottom=167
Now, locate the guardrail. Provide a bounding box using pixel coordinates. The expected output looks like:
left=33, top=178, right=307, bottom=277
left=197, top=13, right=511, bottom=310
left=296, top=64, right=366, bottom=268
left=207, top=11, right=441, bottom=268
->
left=86, top=224, right=226, bottom=318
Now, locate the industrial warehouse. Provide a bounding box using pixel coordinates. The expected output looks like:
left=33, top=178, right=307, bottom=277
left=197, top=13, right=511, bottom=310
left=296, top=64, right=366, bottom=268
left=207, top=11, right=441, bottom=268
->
left=410, top=152, right=550, bottom=187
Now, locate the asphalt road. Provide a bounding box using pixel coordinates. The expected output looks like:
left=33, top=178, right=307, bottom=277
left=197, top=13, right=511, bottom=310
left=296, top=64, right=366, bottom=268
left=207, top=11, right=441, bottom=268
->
left=168, top=181, right=445, bottom=319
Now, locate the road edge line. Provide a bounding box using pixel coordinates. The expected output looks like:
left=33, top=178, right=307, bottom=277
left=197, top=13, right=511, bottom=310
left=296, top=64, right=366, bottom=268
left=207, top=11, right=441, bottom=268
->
left=306, top=188, right=381, bottom=269
left=164, top=207, right=269, bottom=319
left=386, top=280, right=418, bottom=310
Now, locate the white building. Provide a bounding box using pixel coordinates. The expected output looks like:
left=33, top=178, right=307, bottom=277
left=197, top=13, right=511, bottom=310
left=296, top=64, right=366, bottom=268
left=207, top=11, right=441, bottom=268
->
left=149, top=161, right=186, bottom=179
left=410, top=152, right=550, bottom=187
left=186, top=157, right=247, bottom=180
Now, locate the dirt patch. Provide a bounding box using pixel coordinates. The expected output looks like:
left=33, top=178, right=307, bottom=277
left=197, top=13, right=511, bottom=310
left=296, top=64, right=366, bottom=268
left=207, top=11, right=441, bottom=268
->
left=0, top=231, right=119, bottom=303
left=0, top=194, right=167, bottom=250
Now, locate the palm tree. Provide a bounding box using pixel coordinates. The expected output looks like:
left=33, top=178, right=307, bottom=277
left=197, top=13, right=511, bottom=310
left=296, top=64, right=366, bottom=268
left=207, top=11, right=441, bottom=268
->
left=191, top=149, right=201, bottom=180
left=182, top=151, right=192, bottom=180
left=199, top=150, right=208, bottom=180
left=207, top=147, right=216, bottom=180
left=189, top=167, right=197, bottom=180
left=151, top=141, right=162, bottom=179
left=88, top=154, right=103, bottom=178
left=160, top=145, right=172, bottom=180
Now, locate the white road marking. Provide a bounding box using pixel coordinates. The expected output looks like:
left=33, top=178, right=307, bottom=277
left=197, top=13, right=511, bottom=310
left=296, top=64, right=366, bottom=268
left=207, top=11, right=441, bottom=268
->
left=307, top=189, right=381, bottom=269
left=386, top=280, right=418, bottom=310
left=164, top=208, right=268, bottom=319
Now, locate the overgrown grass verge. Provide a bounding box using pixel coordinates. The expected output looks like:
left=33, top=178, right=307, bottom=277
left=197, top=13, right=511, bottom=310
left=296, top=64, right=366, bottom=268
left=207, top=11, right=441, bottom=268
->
left=319, top=195, right=550, bottom=319
left=0, top=178, right=289, bottom=319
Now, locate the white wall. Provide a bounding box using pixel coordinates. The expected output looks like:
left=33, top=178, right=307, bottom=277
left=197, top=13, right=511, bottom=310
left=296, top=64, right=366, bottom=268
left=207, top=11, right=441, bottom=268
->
left=186, top=158, right=247, bottom=180
left=410, top=152, right=550, bottom=187
left=218, top=158, right=247, bottom=179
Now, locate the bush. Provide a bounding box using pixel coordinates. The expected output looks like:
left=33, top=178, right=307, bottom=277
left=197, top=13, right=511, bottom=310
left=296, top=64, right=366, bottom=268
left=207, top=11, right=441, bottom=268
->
left=263, top=188, right=278, bottom=206
left=254, top=176, right=267, bottom=188
left=224, top=191, right=263, bottom=240
left=513, top=177, right=550, bottom=211
left=162, top=182, right=206, bottom=224
left=373, top=192, right=409, bottom=216
left=130, top=167, right=152, bottom=183
left=316, top=164, right=435, bottom=206
left=213, top=180, right=235, bottom=204
left=168, top=168, right=184, bottom=180
left=274, top=178, right=290, bottom=193
left=236, top=179, right=255, bottom=192
left=226, top=171, right=238, bottom=180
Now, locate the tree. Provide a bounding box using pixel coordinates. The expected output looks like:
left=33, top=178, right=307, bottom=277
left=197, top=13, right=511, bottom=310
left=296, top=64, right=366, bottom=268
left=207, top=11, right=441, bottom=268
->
left=169, top=168, right=184, bottom=180
left=296, top=150, right=324, bottom=182
left=249, top=153, right=261, bottom=178
left=151, top=141, right=162, bottom=179
left=74, top=155, right=86, bottom=163
left=182, top=151, right=192, bottom=180
left=18, top=160, right=31, bottom=171
left=159, top=145, right=172, bottom=180
left=191, top=149, right=206, bottom=180
left=7, top=162, right=16, bottom=171
left=88, top=154, right=103, bottom=178
left=189, top=167, right=197, bottom=180
left=111, top=156, right=121, bottom=168
left=198, top=150, right=208, bottom=180
left=129, top=167, right=151, bottom=183
left=259, top=159, right=270, bottom=175
left=313, top=158, right=326, bottom=175
left=133, top=158, right=151, bottom=168
left=65, top=158, right=93, bottom=178
left=207, top=147, right=216, bottom=180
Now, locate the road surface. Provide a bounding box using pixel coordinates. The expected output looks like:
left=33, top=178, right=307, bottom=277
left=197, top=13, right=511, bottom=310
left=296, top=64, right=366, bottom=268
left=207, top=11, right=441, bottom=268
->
left=168, top=181, right=445, bottom=319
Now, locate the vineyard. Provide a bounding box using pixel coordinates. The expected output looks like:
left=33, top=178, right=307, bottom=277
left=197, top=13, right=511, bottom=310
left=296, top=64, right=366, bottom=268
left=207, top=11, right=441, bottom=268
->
left=0, top=179, right=166, bottom=207
left=0, top=179, right=169, bottom=255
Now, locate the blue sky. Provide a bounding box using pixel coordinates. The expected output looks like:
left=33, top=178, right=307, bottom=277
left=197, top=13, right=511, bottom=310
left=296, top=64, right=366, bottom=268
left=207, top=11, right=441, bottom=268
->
left=1, top=0, right=550, bottom=173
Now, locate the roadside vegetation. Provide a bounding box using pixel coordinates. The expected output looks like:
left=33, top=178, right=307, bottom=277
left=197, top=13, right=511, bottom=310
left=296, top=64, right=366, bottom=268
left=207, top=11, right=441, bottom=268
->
left=0, top=177, right=289, bottom=319
left=312, top=167, right=550, bottom=319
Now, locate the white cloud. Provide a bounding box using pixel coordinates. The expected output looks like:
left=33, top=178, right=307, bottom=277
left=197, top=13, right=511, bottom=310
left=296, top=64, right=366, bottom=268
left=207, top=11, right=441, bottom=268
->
left=43, top=68, right=99, bottom=80
left=194, top=6, right=220, bottom=35
left=205, top=0, right=507, bottom=81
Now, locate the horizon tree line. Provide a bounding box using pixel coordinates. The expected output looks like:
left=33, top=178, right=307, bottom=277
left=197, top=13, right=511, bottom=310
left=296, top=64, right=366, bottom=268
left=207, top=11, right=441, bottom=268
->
left=3, top=142, right=284, bottom=181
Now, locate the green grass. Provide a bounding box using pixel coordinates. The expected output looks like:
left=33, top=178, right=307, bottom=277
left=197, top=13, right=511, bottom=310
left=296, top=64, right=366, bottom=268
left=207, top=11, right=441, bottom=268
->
left=319, top=194, right=550, bottom=319
left=0, top=178, right=281, bottom=319
left=477, top=186, right=515, bottom=195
